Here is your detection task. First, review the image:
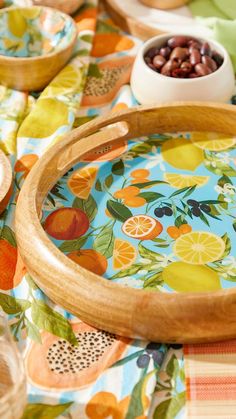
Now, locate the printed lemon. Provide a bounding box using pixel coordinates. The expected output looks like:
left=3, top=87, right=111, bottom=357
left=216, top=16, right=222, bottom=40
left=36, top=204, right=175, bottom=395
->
left=18, top=98, right=69, bottom=139
left=68, top=166, right=98, bottom=200
left=20, top=8, right=41, bottom=19
left=113, top=239, right=137, bottom=270
left=8, top=10, right=26, bottom=37
left=122, top=215, right=163, bottom=240
left=174, top=231, right=225, bottom=265
left=164, top=173, right=209, bottom=189
left=190, top=131, right=236, bottom=151
left=41, top=65, right=83, bottom=98
left=162, top=262, right=221, bottom=292
left=161, top=137, right=204, bottom=171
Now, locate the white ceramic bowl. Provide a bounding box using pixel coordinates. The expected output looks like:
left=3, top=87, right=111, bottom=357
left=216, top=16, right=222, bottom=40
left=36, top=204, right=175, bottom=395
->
left=131, top=34, right=235, bottom=104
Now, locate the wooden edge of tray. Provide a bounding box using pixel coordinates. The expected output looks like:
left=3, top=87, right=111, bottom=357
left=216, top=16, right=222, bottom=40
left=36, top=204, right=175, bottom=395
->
left=0, top=150, right=12, bottom=215
left=102, top=0, right=165, bottom=40
left=15, top=102, right=236, bottom=343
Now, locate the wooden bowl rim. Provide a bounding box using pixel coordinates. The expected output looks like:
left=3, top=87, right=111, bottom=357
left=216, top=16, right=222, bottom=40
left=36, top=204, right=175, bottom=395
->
left=0, top=6, right=77, bottom=63
left=15, top=102, right=236, bottom=343
left=0, top=150, right=12, bottom=205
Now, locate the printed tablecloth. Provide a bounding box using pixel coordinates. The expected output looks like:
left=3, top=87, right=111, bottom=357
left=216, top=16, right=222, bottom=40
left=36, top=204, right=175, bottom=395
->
left=0, top=1, right=235, bottom=418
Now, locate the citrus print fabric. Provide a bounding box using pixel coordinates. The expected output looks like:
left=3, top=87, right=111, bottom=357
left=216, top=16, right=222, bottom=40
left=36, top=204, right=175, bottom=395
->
left=0, top=1, right=235, bottom=419
left=0, top=6, right=77, bottom=57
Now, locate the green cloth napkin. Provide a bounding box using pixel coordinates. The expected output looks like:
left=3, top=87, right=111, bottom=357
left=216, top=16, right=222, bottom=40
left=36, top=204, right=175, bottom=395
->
left=189, top=0, right=236, bottom=71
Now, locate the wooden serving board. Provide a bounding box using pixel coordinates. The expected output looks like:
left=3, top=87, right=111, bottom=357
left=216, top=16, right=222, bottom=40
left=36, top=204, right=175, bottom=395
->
left=103, top=0, right=212, bottom=40
left=0, top=150, right=12, bottom=214
left=15, top=103, right=236, bottom=344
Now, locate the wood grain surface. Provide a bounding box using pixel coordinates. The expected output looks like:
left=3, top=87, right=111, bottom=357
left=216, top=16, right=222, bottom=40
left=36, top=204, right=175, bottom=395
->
left=15, top=103, right=236, bottom=343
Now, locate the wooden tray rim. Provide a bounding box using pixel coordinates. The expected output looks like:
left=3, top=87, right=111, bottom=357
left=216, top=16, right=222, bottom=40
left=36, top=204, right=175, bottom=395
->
left=15, top=102, right=236, bottom=343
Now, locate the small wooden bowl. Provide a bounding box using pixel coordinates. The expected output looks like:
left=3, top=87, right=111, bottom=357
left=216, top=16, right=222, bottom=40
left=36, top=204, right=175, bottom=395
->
left=139, top=0, right=189, bottom=9
left=0, top=151, right=12, bottom=215
left=15, top=103, right=236, bottom=344
left=0, top=7, right=77, bottom=91
left=32, top=0, right=84, bottom=15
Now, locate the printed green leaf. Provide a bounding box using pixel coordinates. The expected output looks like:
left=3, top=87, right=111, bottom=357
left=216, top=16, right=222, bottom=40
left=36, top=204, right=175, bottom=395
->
left=95, top=178, right=103, bottom=192
left=233, top=220, right=236, bottom=232
left=218, top=193, right=228, bottom=209
left=111, top=350, right=144, bottom=368
left=59, top=235, right=88, bottom=253
left=31, top=300, right=77, bottom=346
left=166, top=354, right=178, bottom=377
left=93, top=224, right=115, bottom=258
left=22, top=402, right=73, bottom=419
left=221, top=234, right=231, bottom=258
left=87, top=63, right=102, bottom=78
left=138, top=192, right=164, bottom=202
left=204, top=158, right=236, bottom=177
left=96, top=19, right=119, bottom=33
left=80, top=34, right=93, bottom=43
left=129, top=143, right=152, bottom=154
left=1, top=225, right=16, bottom=247
left=73, top=115, right=98, bottom=128
left=153, top=393, right=185, bottom=419
left=107, top=200, right=132, bottom=222
left=218, top=174, right=233, bottom=187
left=182, top=184, right=197, bottom=199
left=105, top=174, right=114, bottom=188
left=0, top=293, right=30, bottom=315
left=143, top=272, right=163, bottom=288
left=138, top=243, right=160, bottom=261
left=112, top=159, right=124, bottom=176
left=76, top=48, right=90, bottom=56
left=109, top=264, right=143, bottom=279
left=73, top=194, right=97, bottom=222
left=199, top=211, right=210, bottom=226
left=25, top=318, right=42, bottom=344
left=126, top=376, right=146, bottom=419
left=134, top=180, right=167, bottom=189
left=169, top=186, right=192, bottom=198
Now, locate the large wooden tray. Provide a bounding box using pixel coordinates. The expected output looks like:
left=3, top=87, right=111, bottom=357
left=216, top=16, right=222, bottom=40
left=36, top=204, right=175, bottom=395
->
left=103, top=0, right=212, bottom=40
left=15, top=103, right=236, bottom=343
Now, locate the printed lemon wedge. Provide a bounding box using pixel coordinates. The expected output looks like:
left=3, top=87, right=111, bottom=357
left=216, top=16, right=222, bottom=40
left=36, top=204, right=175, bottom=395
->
left=164, top=173, right=209, bottom=189
left=113, top=239, right=137, bottom=270
left=190, top=132, right=236, bottom=151
left=173, top=231, right=225, bottom=265
left=68, top=166, right=98, bottom=200
left=163, top=262, right=221, bottom=292
left=41, top=65, right=83, bottom=98
left=122, top=215, right=163, bottom=240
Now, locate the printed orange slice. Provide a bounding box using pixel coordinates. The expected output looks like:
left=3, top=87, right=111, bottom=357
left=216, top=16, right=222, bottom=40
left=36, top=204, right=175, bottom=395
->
left=68, top=166, right=98, bottom=200
left=122, top=215, right=163, bottom=240
left=113, top=239, right=137, bottom=270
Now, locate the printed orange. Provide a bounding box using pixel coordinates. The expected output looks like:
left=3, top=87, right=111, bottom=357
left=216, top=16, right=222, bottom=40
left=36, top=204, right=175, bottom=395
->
left=67, top=249, right=108, bottom=276
left=68, top=166, right=98, bottom=199
left=113, top=238, right=137, bottom=270
left=122, top=215, right=163, bottom=240
left=91, top=33, right=134, bottom=57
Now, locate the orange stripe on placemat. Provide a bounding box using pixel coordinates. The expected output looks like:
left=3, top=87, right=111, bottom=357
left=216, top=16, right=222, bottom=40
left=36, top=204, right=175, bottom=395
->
left=184, top=340, right=236, bottom=355
left=186, top=376, right=236, bottom=400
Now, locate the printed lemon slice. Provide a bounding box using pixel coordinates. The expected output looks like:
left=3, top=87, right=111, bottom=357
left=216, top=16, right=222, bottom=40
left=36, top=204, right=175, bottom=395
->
left=113, top=239, right=137, bottom=270
left=68, top=166, right=98, bottom=200
left=190, top=132, right=236, bottom=151
left=174, top=231, right=225, bottom=265
left=164, top=173, right=209, bottom=189
left=122, top=215, right=163, bottom=241
left=41, top=65, right=83, bottom=98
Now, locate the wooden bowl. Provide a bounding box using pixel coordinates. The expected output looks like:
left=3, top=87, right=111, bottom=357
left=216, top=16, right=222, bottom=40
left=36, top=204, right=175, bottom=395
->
left=32, top=0, right=84, bottom=15
left=15, top=103, right=236, bottom=344
left=0, top=150, right=12, bottom=215
left=0, top=7, right=77, bottom=91
left=139, top=0, right=189, bottom=9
